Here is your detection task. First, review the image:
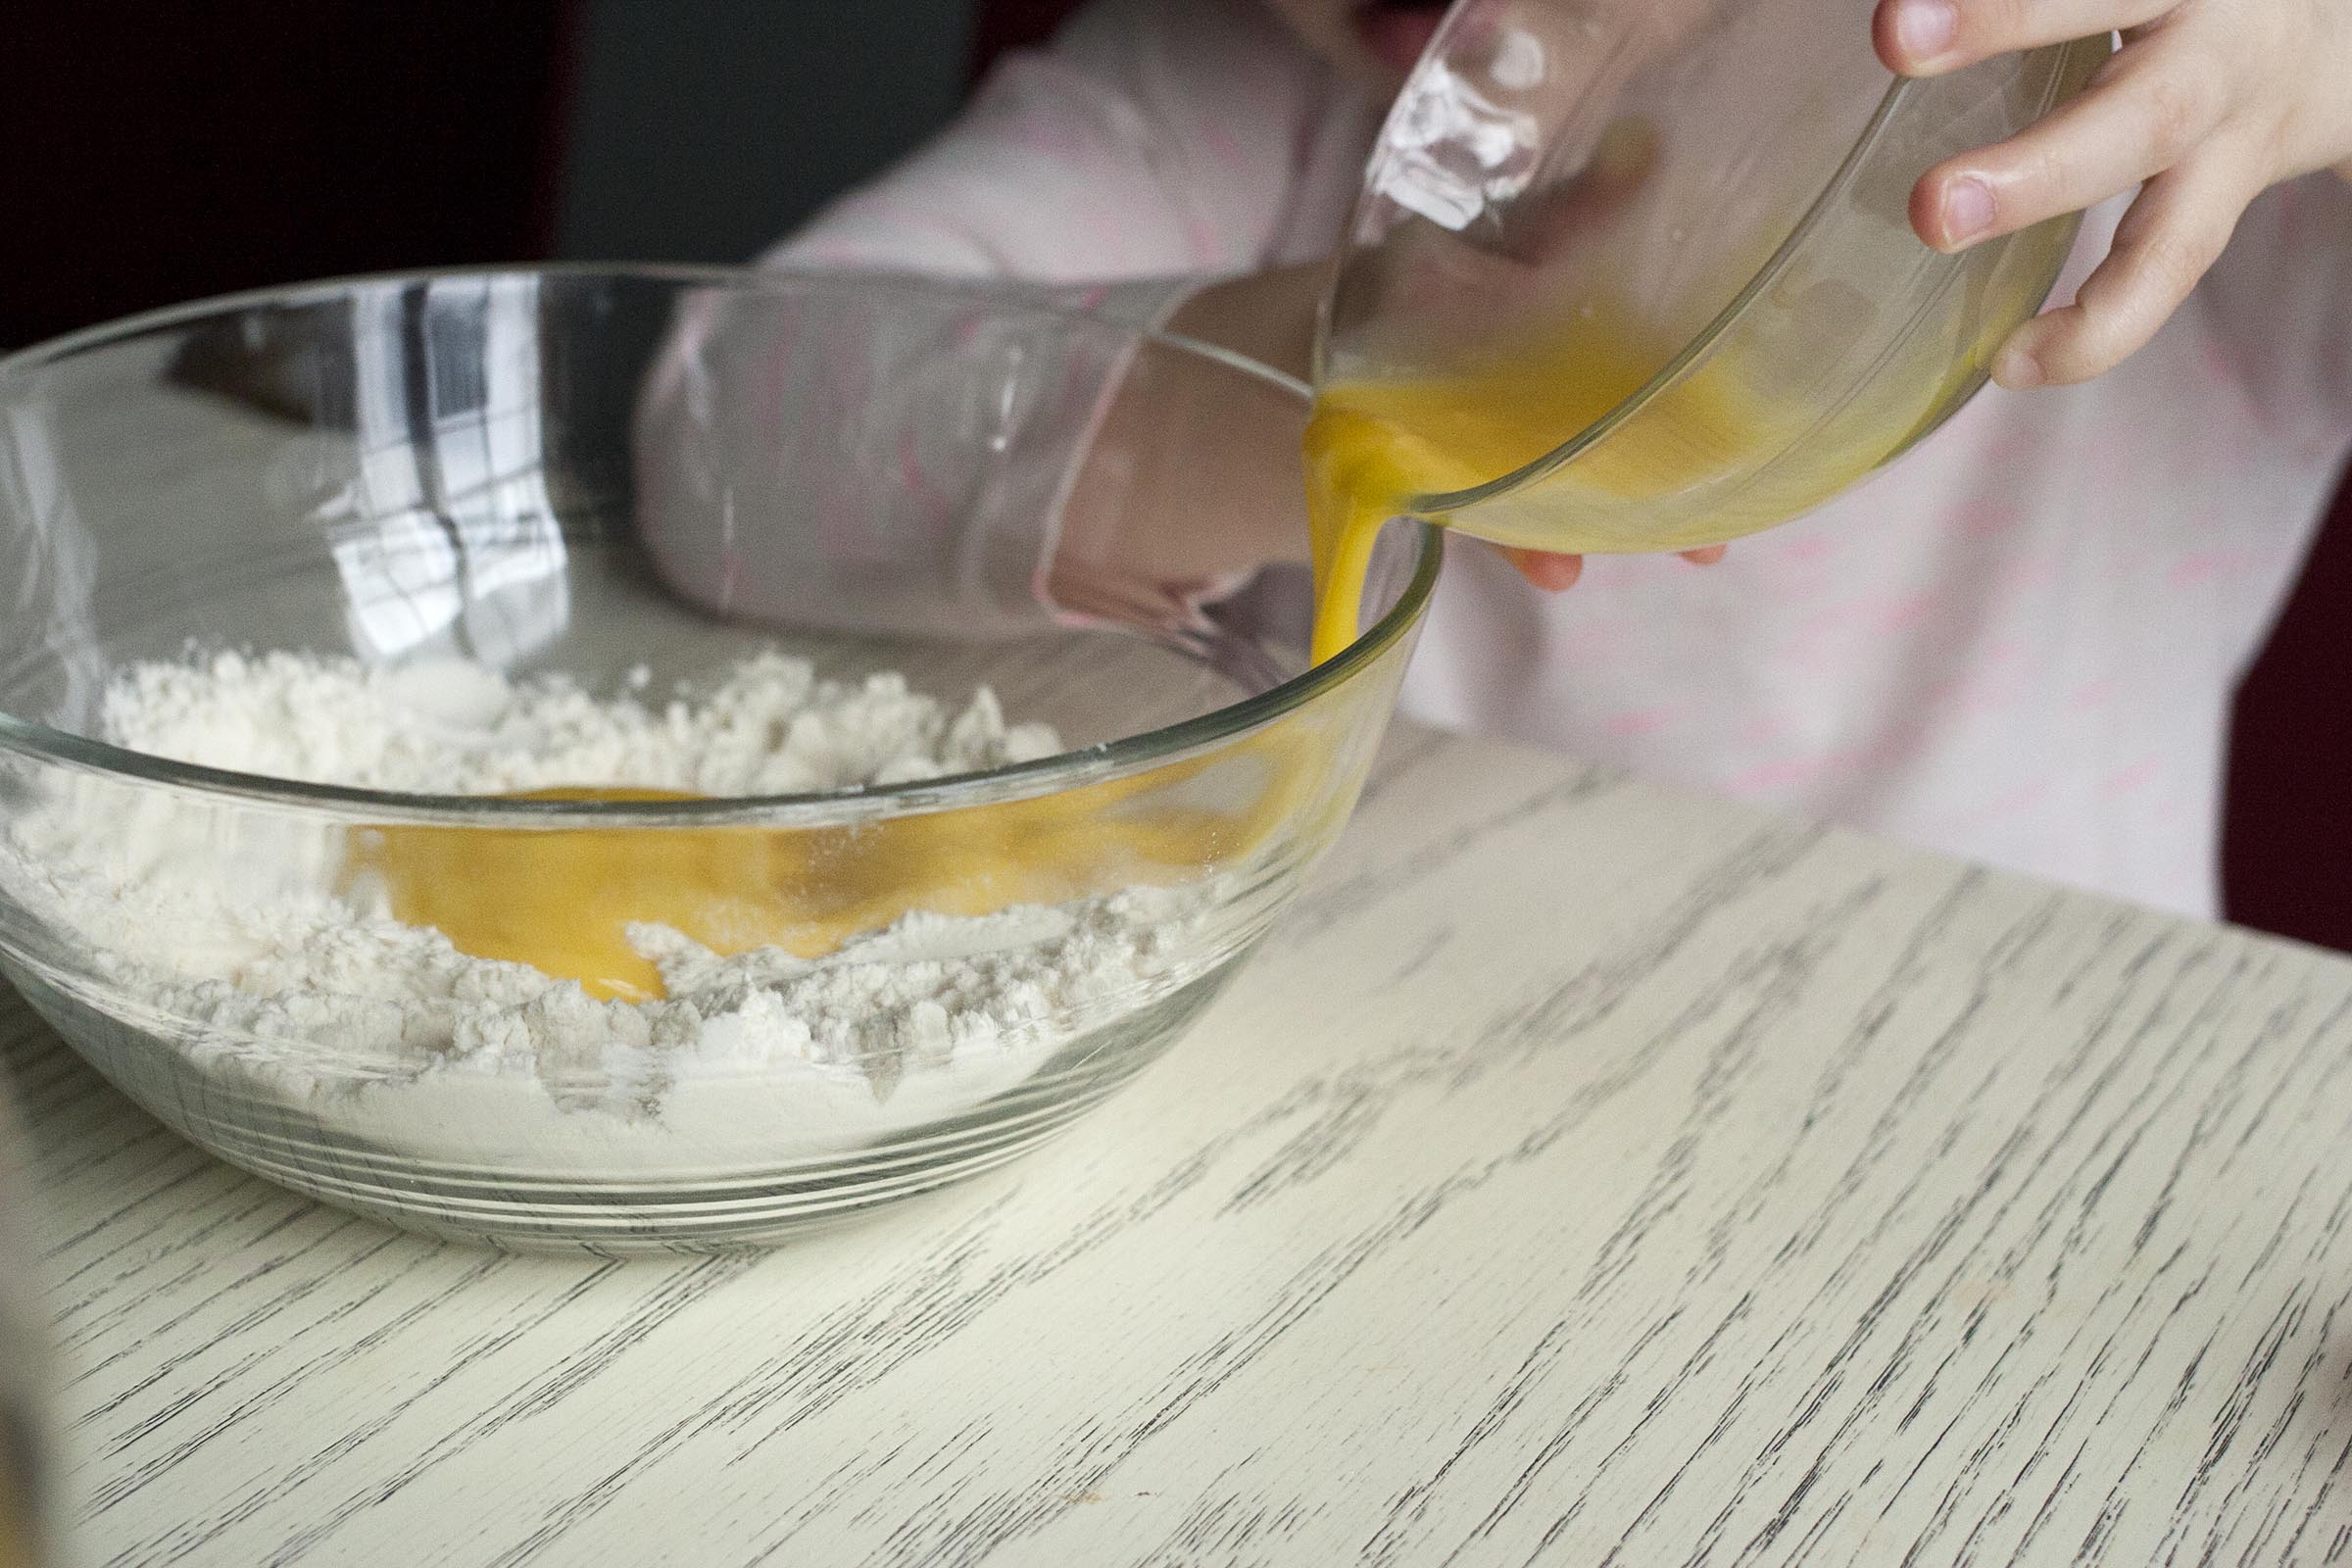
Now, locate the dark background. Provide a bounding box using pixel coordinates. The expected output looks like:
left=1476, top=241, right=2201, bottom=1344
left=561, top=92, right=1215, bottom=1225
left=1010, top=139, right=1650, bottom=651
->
left=8, top=0, right=2346, bottom=952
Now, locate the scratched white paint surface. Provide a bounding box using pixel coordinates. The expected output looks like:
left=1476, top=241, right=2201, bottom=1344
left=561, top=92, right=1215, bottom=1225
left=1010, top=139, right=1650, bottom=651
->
left=9, top=725, right=2352, bottom=1567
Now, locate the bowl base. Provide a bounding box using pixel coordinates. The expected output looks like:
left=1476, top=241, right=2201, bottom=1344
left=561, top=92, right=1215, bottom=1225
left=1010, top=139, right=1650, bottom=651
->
left=2, top=958, right=1242, bottom=1254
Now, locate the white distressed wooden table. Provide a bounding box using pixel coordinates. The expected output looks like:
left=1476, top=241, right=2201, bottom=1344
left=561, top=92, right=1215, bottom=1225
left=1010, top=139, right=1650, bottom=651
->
left=9, top=723, right=2352, bottom=1567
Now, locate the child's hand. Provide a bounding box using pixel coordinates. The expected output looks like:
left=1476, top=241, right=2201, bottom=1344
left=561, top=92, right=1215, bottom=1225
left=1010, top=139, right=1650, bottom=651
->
left=1878, top=0, right=2352, bottom=387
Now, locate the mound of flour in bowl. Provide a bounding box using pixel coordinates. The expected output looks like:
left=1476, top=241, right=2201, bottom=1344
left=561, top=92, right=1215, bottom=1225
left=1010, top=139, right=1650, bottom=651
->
left=2, top=650, right=1212, bottom=1168
left=101, top=647, right=1068, bottom=793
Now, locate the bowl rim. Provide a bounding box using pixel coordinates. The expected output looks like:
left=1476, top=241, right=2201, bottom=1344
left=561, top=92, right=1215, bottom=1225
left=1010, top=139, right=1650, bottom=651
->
left=1325, top=20, right=2111, bottom=515
left=0, top=263, right=1442, bottom=828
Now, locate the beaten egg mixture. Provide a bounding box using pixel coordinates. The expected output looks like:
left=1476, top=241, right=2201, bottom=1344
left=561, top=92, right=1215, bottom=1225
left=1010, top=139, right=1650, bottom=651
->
left=348, top=731, right=1334, bottom=1003
left=363, top=302, right=1869, bottom=996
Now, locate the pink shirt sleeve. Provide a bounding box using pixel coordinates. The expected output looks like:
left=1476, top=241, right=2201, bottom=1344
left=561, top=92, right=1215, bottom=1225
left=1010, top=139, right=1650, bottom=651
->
left=636, top=0, right=1349, bottom=644
left=769, top=0, right=1335, bottom=282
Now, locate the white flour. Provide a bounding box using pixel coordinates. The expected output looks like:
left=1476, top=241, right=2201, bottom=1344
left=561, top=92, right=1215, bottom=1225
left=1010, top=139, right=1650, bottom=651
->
left=100, top=649, right=1068, bottom=794
left=2, top=651, right=1209, bottom=1172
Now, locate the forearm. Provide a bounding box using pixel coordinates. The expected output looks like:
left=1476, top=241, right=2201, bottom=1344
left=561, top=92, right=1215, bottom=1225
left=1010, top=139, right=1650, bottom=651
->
left=1048, top=261, right=1334, bottom=621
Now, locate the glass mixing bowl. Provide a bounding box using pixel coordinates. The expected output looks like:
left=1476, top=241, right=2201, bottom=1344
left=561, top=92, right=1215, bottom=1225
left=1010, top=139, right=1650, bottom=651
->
left=0, top=267, right=1436, bottom=1252
left=1319, top=0, right=2112, bottom=553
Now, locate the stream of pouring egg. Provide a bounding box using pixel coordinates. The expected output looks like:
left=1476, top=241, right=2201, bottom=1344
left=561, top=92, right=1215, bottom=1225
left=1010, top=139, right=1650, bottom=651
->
left=1302, top=279, right=1997, bottom=663
left=1304, top=309, right=1763, bottom=664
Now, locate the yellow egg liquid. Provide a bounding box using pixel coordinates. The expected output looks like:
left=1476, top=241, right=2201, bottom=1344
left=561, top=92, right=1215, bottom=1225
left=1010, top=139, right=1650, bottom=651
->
left=1307, top=310, right=1751, bottom=663
left=356, top=316, right=1795, bottom=989
left=1302, top=301, right=1918, bottom=663
left=345, top=720, right=1343, bottom=1002
left=348, top=788, right=793, bottom=1003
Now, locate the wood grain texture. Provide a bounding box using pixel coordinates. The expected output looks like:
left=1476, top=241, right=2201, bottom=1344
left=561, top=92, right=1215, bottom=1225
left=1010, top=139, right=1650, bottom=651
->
left=9, top=724, right=2352, bottom=1567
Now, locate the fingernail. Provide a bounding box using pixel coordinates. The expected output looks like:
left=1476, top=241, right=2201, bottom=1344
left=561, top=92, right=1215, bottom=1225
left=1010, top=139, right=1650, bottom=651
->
left=1511, top=550, right=1582, bottom=591
left=1893, top=0, right=1957, bottom=60
left=1992, top=341, right=2044, bottom=388
left=1941, top=176, right=1995, bottom=244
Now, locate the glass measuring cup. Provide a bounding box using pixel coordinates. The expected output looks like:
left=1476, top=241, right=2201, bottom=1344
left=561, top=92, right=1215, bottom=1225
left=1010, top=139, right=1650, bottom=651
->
left=1312, top=0, right=2112, bottom=557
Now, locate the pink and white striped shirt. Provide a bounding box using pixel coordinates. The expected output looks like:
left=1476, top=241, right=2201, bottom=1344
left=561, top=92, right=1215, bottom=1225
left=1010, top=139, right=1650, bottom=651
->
left=741, top=0, right=2352, bottom=919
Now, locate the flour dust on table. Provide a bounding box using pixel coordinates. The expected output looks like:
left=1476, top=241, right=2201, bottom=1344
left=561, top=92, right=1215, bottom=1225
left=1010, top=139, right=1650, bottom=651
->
left=0, top=650, right=1212, bottom=1171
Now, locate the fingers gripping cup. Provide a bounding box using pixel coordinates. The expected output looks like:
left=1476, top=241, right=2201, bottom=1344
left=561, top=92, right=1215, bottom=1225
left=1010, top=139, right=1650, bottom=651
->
left=1305, top=0, right=2110, bottom=658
